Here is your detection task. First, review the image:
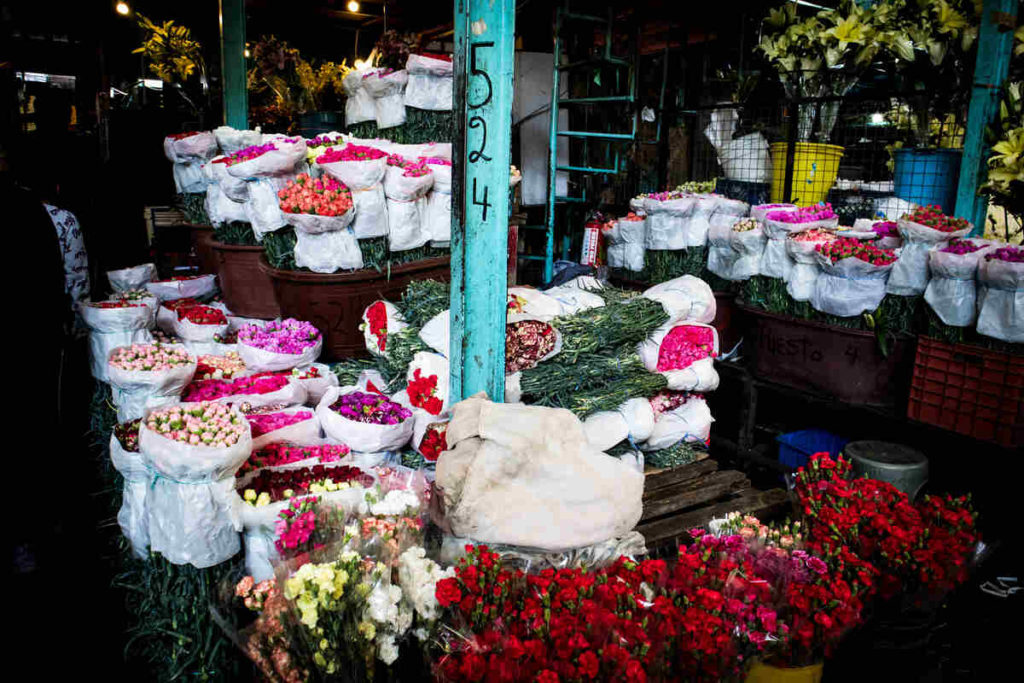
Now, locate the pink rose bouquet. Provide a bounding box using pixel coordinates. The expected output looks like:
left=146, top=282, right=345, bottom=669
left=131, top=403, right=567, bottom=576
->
left=110, top=343, right=193, bottom=372
left=145, top=401, right=246, bottom=448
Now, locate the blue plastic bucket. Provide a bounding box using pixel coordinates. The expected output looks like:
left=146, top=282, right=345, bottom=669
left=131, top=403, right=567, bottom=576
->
left=776, top=429, right=849, bottom=471
left=893, top=148, right=962, bottom=213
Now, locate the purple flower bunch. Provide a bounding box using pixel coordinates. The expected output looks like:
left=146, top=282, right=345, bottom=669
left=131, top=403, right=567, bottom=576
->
left=328, top=391, right=411, bottom=425
left=766, top=203, right=836, bottom=224
left=220, top=142, right=278, bottom=167
left=871, top=221, right=898, bottom=238
left=238, top=318, right=321, bottom=355
left=941, top=238, right=985, bottom=255
left=986, top=245, right=1024, bottom=263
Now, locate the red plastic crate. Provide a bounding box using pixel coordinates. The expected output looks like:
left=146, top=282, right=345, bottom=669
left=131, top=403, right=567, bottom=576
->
left=907, top=337, right=1024, bottom=448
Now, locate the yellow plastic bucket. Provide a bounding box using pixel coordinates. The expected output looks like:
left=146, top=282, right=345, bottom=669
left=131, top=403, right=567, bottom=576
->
left=770, top=142, right=844, bottom=207
left=746, top=661, right=824, bottom=683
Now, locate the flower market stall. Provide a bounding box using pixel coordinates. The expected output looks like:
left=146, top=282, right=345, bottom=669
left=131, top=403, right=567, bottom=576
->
left=53, top=0, right=1024, bottom=681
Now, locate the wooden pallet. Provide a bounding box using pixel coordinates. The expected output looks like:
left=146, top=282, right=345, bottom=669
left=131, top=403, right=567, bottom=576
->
left=637, top=458, right=789, bottom=547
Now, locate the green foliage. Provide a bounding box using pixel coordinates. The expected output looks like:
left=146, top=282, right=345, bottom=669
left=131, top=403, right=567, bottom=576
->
left=261, top=228, right=298, bottom=270
left=346, top=108, right=454, bottom=145
left=177, top=193, right=209, bottom=225
left=213, top=222, right=258, bottom=246
left=400, top=279, right=451, bottom=329
left=608, top=440, right=707, bottom=469
left=330, top=357, right=378, bottom=386
left=551, top=295, right=668, bottom=364
left=133, top=13, right=204, bottom=83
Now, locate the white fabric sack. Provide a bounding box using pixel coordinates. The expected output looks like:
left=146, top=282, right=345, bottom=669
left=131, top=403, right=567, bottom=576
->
left=216, top=375, right=308, bottom=408
left=363, top=300, right=408, bottom=356
left=619, top=397, right=655, bottom=443
left=641, top=276, right=716, bottom=324
left=384, top=165, right=434, bottom=251
left=108, top=263, right=157, bottom=292
left=172, top=315, right=229, bottom=343
left=811, top=252, right=894, bottom=317
left=436, top=395, right=644, bottom=551
left=424, top=161, right=452, bottom=243
left=419, top=309, right=450, bottom=357
left=110, top=433, right=151, bottom=558
left=249, top=406, right=321, bottom=451
left=707, top=213, right=741, bottom=280
left=316, top=385, right=415, bottom=452
left=146, top=274, right=217, bottom=302
left=321, top=155, right=389, bottom=239
left=887, top=219, right=972, bottom=296
left=205, top=183, right=249, bottom=226
left=644, top=196, right=695, bottom=250
left=643, top=397, right=713, bottom=451
left=637, top=321, right=720, bottom=392
left=107, top=345, right=196, bottom=421
left=363, top=69, right=410, bottom=129
left=404, top=54, right=453, bottom=111
left=80, top=303, right=154, bottom=382
left=236, top=468, right=372, bottom=581
left=976, top=256, right=1024, bottom=343
left=294, top=227, right=363, bottom=273
left=140, top=405, right=252, bottom=568
left=751, top=203, right=797, bottom=222
left=924, top=241, right=994, bottom=327
left=606, top=218, right=646, bottom=271
left=507, top=287, right=566, bottom=320
left=165, top=132, right=218, bottom=193
left=237, top=334, right=322, bottom=373
left=543, top=283, right=605, bottom=316
left=243, top=177, right=290, bottom=241
left=343, top=69, right=377, bottom=126
left=213, top=126, right=262, bottom=154
left=729, top=224, right=767, bottom=281
left=683, top=194, right=719, bottom=247
left=206, top=156, right=250, bottom=202
left=785, top=237, right=828, bottom=302
left=294, top=363, right=339, bottom=406
left=504, top=373, right=522, bottom=404
left=582, top=411, right=629, bottom=452
left=406, top=352, right=451, bottom=415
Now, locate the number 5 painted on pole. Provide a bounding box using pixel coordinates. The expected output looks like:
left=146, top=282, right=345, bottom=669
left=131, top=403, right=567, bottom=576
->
left=468, top=42, right=494, bottom=109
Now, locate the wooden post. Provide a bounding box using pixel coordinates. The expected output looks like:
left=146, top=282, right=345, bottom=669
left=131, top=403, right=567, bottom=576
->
left=219, top=0, right=248, bottom=129
left=449, top=0, right=516, bottom=401
left=954, top=0, right=1017, bottom=232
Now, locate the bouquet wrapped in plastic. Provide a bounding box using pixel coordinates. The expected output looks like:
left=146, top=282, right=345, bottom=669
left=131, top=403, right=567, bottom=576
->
left=80, top=300, right=154, bottom=382
left=280, top=173, right=361, bottom=273
left=224, top=137, right=308, bottom=240
left=924, top=238, right=994, bottom=326
left=404, top=53, right=453, bottom=111
left=319, top=144, right=389, bottom=239
left=383, top=155, right=434, bottom=251
left=107, top=343, right=196, bottom=421
left=811, top=238, right=897, bottom=317
left=164, top=130, right=218, bottom=193
left=362, top=68, right=410, bottom=129
left=888, top=206, right=972, bottom=296
left=976, top=245, right=1024, bottom=342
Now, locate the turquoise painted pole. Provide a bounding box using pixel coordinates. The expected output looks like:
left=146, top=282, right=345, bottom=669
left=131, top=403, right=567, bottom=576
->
left=449, top=0, right=516, bottom=401
left=954, top=0, right=1017, bottom=233
left=219, top=0, right=248, bottom=129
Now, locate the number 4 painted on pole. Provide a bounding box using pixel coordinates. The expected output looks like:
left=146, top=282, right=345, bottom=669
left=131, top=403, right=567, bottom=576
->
left=472, top=178, right=491, bottom=222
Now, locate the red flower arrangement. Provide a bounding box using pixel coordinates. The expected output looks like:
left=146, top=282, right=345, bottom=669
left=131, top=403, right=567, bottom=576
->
left=182, top=372, right=290, bottom=402
left=816, top=237, right=897, bottom=266
left=408, top=368, right=443, bottom=415
left=419, top=422, right=448, bottom=462
left=505, top=320, right=557, bottom=373
left=241, top=464, right=374, bottom=504
left=177, top=305, right=228, bottom=325
left=902, top=205, right=971, bottom=233
left=366, top=301, right=388, bottom=352
left=239, top=442, right=351, bottom=475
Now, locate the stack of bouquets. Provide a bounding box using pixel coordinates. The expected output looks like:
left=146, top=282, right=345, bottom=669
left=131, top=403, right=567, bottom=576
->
left=107, top=343, right=196, bottom=421
left=224, top=137, right=309, bottom=240
left=977, top=244, right=1024, bottom=342
left=889, top=205, right=972, bottom=296
left=203, top=151, right=250, bottom=226
left=172, top=304, right=229, bottom=342
left=404, top=53, right=453, bottom=111
left=642, top=190, right=696, bottom=250
left=383, top=154, right=434, bottom=251
left=237, top=318, right=322, bottom=372
left=109, top=419, right=150, bottom=558
left=811, top=237, right=897, bottom=317
left=421, top=156, right=453, bottom=243
left=604, top=212, right=646, bottom=272
left=79, top=299, right=154, bottom=382
left=924, top=238, right=994, bottom=327
left=115, top=288, right=159, bottom=322
left=785, top=228, right=837, bottom=302
left=107, top=262, right=157, bottom=293
left=279, top=172, right=361, bottom=273
left=319, top=144, right=389, bottom=239
left=317, top=387, right=415, bottom=452
left=163, top=130, right=218, bottom=193
left=145, top=274, right=217, bottom=302
left=706, top=204, right=749, bottom=280
left=761, top=203, right=838, bottom=280
left=139, top=401, right=253, bottom=568
left=362, top=67, right=410, bottom=129
left=156, top=297, right=201, bottom=334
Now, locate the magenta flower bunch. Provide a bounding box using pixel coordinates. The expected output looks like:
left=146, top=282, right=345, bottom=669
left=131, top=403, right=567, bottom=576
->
left=247, top=410, right=314, bottom=438
left=656, top=325, right=716, bottom=372
left=317, top=144, right=387, bottom=163
left=766, top=203, right=836, bottom=224
left=238, top=318, right=321, bottom=355
left=420, top=156, right=452, bottom=166
left=940, top=238, right=985, bottom=255
left=274, top=496, right=319, bottom=554
left=219, top=142, right=278, bottom=167
left=986, top=245, right=1024, bottom=263
left=327, top=391, right=411, bottom=425
left=387, top=153, right=431, bottom=177
left=871, top=221, right=898, bottom=238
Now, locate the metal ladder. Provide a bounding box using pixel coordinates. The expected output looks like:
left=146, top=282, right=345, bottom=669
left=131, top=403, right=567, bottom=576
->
left=519, top=1, right=638, bottom=283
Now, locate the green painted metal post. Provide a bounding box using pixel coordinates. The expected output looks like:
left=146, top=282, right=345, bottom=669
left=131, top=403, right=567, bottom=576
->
left=219, top=0, right=248, bottom=129
left=954, top=0, right=1017, bottom=232
left=449, top=0, right=516, bottom=402
left=544, top=7, right=562, bottom=284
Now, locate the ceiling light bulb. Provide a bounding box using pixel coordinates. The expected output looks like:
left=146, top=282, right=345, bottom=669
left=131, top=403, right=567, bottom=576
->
left=347, top=1, right=360, bottom=12
left=116, top=2, right=130, bottom=16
